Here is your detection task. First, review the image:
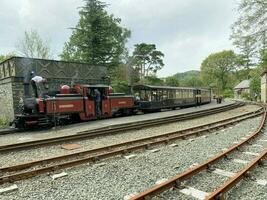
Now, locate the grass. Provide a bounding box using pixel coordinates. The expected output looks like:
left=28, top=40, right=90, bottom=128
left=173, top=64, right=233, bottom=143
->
left=0, top=118, right=7, bottom=128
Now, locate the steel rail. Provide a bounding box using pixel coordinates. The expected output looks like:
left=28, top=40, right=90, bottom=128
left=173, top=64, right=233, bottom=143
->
left=0, top=102, right=244, bottom=152
left=0, top=108, right=262, bottom=185
left=129, top=108, right=266, bottom=200
left=205, top=149, right=267, bottom=200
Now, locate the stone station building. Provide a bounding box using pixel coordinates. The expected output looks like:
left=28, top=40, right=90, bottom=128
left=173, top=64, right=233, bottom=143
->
left=0, top=57, right=108, bottom=121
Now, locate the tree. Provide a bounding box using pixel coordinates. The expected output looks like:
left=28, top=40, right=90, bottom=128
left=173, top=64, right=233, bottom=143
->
left=232, top=35, right=257, bottom=74
left=132, top=43, right=164, bottom=81
left=231, top=0, right=266, bottom=63
left=249, top=68, right=261, bottom=100
left=16, top=30, right=51, bottom=59
left=200, top=50, right=238, bottom=95
left=165, top=76, right=179, bottom=87
left=60, top=0, right=130, bottom=70
left=180, top=75, right=203, bottom=87
left=143, top=75, right=164, bottom=86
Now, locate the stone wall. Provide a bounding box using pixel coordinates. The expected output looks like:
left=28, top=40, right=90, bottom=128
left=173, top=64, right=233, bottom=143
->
left=0, top=57, right=109, bottom=121
left=0, top=78, right=14, bottom=121
left=261, top=73, right=267, bottom=103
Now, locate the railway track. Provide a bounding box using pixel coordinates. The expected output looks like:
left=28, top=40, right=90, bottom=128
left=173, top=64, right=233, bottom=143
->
left=0, top=128, right=18, bottom=136
left=0, top=102, right=244, bottom=152
left=130, top=108, right=267, bottom=200
left=0, top=105, right=262, bottom=185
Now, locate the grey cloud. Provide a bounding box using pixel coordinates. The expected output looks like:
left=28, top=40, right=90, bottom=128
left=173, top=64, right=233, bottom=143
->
left=0, top=0, right=237, bottom=76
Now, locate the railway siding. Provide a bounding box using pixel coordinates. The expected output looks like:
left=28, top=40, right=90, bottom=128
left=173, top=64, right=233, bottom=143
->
left=0, top=104, right=260, bottom=168
left=0, top=111, right=264, bottom=200
left=0, top=100, right=235, bottom=146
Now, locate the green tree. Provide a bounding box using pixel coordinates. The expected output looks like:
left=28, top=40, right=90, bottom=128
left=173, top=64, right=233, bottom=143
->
left=165, top=76, right=179, bottom=86
left=132, top=43, right=164, bottom=80
left=16, top=30, right=51, bottom=59
left=60, top=0, right=130, bottom=70
left=200, top=50, right=238, bottom=95
left=180, top=75, right=203, bottom=87
left=143, top=75, right=164, bottom=86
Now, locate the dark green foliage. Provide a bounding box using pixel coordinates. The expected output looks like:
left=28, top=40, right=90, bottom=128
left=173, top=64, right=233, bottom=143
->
left=165, top=76, right=179, bottom=87
left=132, top=43, right=164, bottom=80
left=60, top=0, right=130, bottom=70
left=143, top=75, right=164, bottom=86
left=111, top=80, right=129, bottom=93
left=173, top=70, right=203, bottom=87
left=223, top=89, right=234, bottom=98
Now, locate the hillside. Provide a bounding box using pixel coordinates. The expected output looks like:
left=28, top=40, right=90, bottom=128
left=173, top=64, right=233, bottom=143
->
left=173, top=70, right=200, bottom=80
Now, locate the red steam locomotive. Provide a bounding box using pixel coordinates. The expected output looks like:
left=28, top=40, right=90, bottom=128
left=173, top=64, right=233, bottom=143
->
left=14, top=84, right=137, bottom=129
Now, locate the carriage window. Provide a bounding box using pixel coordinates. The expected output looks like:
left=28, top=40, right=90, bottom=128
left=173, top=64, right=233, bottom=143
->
left=189, top=90, right=193, bottom=98
left=140, top=90, right=146, bottom=100
left=151, top=90, right=158, bottom=101
left=168, top=90, right=174, bottom=99
left=176, top=90, right=179, bottom=98
left=163, top=90, right=168, bottom=100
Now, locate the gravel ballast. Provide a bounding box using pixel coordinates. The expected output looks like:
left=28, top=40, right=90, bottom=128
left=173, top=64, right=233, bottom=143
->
left=0, top=105, right=261, bottom=168
left=0, top=114, right=264, bottom=200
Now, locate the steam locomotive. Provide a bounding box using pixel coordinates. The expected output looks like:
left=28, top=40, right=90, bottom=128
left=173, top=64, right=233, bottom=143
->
left=13, top=83, right=211, bottom=129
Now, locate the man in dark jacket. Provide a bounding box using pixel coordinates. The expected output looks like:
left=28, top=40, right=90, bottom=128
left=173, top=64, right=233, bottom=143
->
left=94, top=89, right=101, bottom=117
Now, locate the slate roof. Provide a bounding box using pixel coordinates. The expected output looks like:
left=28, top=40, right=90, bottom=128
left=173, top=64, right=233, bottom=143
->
left=234, top=80, right=250, bottom=89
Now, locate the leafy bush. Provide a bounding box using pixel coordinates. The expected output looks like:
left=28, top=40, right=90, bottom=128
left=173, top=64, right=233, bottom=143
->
left=223, top=89, right=234, bottom=98
left=111, top=80, right=129, bottom=94
left=0, top=118, right=7, bottom=128
left=241, top=92, right=251, bottom=100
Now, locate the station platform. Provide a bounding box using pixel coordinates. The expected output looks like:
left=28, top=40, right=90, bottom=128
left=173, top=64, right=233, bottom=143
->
left=0, top=100, right=237, bottom=145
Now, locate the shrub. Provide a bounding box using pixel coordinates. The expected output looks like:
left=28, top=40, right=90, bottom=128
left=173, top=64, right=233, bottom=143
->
left=223, top=89, right=234, bottom=98
left=241, top=92, right=251, bottom=100
left=0, top=118, right=7, bottom=128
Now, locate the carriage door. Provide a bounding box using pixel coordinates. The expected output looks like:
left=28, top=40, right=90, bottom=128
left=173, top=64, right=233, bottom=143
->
left=196, top=90, right=201, bottom=105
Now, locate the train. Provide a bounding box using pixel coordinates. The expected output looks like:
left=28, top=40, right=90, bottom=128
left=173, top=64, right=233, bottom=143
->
left=13, top=84, right=211, bottom=129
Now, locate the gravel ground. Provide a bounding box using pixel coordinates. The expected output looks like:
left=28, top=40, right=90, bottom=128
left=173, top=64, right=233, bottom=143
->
left=157, top=117, right=267, bottom=200
left=0, top=105, right=261, bottom=168
left=226, top=159, right=267, bottom=200
left=0, top=100, right=232, bottom=145
left=0, top=115, right=263, bottom=200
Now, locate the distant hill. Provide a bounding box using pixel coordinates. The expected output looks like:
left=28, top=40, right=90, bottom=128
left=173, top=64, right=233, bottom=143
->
left=173, top=70, right=200, bottom=80
left=169, top=70, right=202, bottom=87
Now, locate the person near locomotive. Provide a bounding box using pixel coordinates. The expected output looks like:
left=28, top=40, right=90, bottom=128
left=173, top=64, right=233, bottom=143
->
left=30, top=71, right=48, bottom=97
left=94, top=89, right=101, bottom=117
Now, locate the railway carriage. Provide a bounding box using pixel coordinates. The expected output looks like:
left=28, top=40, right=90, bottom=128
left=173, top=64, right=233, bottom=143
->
left=133, top=85, right=211, bottom=111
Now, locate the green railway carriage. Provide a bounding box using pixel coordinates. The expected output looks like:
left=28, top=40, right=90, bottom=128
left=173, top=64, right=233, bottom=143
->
left=133, top=85, right=211, bottom=111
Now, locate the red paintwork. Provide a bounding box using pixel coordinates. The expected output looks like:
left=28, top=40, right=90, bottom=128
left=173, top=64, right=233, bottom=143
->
left=110, top=97, right=134, bottom=108
left=24, top=84, right=135, bottom=127
left=85, top=99, right=95, bottom=118
left=102, top=98, right=111, bottom=117
left=37, top=99, right=45, bottom=113
left=46, top=98, right=84, bottom=114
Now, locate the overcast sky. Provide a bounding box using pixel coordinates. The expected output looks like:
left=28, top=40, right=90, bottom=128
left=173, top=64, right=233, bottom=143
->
left=0, top=0, right=239, bottom=77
